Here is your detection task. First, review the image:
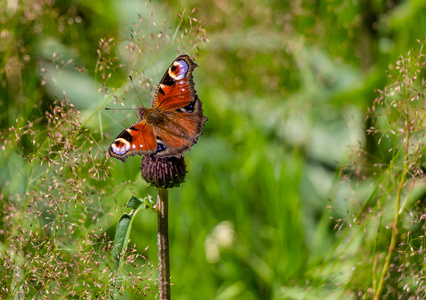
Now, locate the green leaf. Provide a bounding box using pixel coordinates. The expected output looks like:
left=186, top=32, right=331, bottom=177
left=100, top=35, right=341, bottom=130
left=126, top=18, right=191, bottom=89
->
left=110, top=196, right=149, bottom=299
left=112, top=214, right=131, bottom=268
left=126, top=195, right=144, bottom=210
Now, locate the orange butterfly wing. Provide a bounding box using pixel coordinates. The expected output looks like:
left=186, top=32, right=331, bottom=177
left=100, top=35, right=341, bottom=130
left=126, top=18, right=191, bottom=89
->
left=108, top=120, right=158, bottom=162
left=152, top=96, right=206, bottom=157
left=153, top=55, right=197, bottom=110
left=108, top=55, right=207, bottom=162
left=149, top=55, right=206, bottom=157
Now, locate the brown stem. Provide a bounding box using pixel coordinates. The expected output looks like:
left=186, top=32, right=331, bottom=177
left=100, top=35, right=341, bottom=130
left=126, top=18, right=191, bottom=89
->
left=157, top=187, right=170, bottom=300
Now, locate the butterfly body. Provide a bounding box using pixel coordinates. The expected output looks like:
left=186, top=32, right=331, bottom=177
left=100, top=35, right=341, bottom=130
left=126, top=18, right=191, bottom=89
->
left=108, top=55, right=207, bottom=162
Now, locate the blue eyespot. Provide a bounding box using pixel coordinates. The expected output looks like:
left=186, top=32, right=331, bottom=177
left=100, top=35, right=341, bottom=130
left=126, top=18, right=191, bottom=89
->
left=184, top=102, right=195, bottom=112
left=157, top=143, right=166, bottom=152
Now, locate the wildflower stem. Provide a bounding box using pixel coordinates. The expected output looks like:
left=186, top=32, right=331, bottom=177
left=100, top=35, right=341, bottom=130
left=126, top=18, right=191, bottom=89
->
left=157, top=187, right=171, bottom=300
left=374, top=101, right=410, bottom=299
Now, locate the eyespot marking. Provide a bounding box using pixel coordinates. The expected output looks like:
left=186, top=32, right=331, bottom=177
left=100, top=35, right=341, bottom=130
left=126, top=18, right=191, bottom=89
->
left=176, top=101, right=195, bottom=113
left=156, top=138, right=167, bottom=152
left=111, top=138, right=131, bottom=155
left=168, top=60, right=188, bottom=80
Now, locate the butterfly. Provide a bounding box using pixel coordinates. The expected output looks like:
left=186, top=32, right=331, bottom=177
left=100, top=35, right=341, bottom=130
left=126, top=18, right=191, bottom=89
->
left=108, top=55, right=207, bottom=162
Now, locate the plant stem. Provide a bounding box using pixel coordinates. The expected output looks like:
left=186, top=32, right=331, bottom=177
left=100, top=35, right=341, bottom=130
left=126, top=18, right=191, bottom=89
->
left=374, top=103, right=411, bottom=299
left=157, top=187, right=170, bottom=300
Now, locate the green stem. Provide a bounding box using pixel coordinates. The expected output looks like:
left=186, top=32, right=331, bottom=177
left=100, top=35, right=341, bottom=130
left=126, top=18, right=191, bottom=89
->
left=374, top=104, right=410, bottom=299
left=157, top=188, right=170, bottom=300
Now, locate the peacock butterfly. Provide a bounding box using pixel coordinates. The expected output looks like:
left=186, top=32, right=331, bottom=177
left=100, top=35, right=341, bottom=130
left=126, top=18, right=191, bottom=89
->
left=108, top=55, right=207, bottom=162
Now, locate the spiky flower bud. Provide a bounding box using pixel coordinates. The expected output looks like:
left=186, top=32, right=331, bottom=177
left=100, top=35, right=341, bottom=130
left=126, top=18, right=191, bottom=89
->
left=140, top=155, right=186, bottom=188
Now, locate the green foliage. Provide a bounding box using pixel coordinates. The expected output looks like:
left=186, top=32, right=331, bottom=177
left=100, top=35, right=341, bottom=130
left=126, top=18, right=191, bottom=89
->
left=112, top=196, right=154, bottom=299
left=1, top=0, right=426, bottom=299
left=0, top=100, right=128, bottom=298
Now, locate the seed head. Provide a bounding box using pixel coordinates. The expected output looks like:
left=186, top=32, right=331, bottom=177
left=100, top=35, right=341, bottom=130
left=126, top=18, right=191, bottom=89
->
left=140, top=155, right=186, bottom=188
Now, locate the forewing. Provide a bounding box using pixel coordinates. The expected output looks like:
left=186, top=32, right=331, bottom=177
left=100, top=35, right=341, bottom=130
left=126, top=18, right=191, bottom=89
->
left=153, top=55, right=197, bottom=111
left=108, top=120, right=158, bottom=162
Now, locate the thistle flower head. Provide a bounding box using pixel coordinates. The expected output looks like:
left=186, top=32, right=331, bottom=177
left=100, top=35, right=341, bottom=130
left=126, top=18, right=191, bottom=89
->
left=140, top=155, right=187, bottom=188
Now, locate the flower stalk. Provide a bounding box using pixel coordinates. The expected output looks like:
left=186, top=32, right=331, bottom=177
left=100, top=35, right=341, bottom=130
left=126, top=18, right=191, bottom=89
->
left=156, top=187, right=170, bottom=300
left=141, top=155, right=187, bottom=299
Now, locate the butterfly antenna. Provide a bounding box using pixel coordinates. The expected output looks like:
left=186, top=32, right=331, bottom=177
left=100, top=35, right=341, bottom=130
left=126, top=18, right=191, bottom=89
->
left=129, top=75, right=144, bottom=108
left=104, top=107, right=137, bottom=111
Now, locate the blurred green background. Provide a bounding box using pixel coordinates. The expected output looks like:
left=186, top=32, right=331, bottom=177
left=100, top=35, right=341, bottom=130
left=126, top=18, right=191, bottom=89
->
left=1, top=0, right=426, bottom=299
